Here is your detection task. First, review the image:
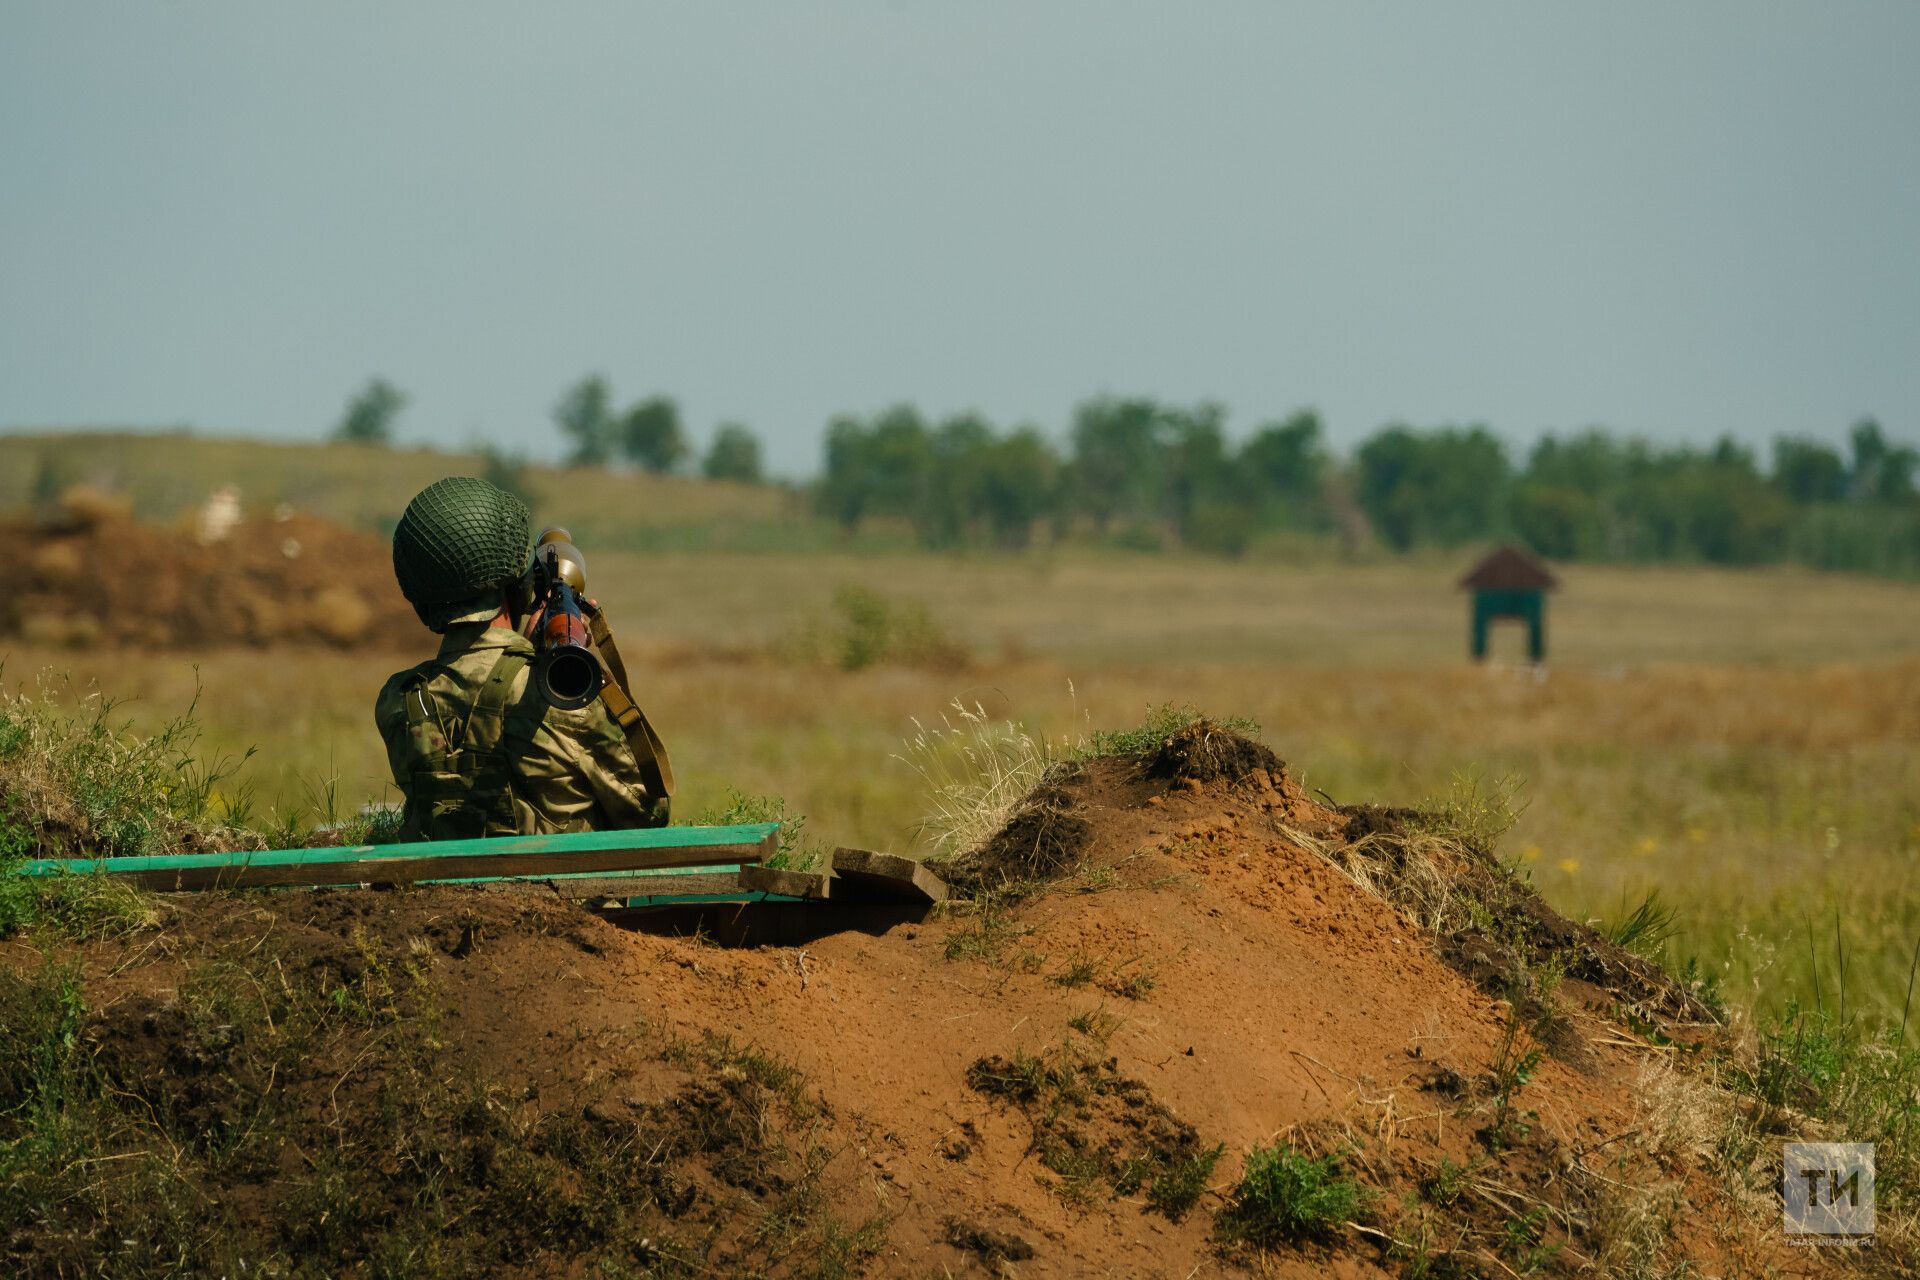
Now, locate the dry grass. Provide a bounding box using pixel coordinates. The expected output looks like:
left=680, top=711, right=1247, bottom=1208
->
left=896, top=701, right=1060, bottom=859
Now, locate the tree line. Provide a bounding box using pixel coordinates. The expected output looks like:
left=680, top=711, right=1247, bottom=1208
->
left=814, top=398, right=1919, bottom=573
left=332, top=374, right=763, bottom=482
left=331, top=375, right=1920, bottom=574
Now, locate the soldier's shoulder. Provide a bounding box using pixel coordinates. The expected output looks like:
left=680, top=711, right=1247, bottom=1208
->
left=537, top=698, right=630, bottom=748
left=374, top=660, right=439, bottom=725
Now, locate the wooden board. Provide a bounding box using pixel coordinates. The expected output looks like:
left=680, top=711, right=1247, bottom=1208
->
left=829, top=847, right=949, bottom=904
left=16, top=824, right=779, bottom=892
left=737, top=865, right=833, bottom=900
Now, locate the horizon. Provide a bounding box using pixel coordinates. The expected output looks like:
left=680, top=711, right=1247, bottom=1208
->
left=4, top=400, right=1911, bottom=483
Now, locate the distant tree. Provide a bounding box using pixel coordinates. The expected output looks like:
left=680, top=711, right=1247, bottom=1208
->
left=1643, top=439, right=1792, bottom=564
left=554, top=375, right=615, bottom=467
left=619, top=395, right=688, bottom=474
left=478, top=444, right=536, bottom=505
left=1239, top=410, right=1329, bottom=527
left=1847, top=418, right=1917, bottom=504
left=1067, top=397, right=1165, bottom=534
left=976, top=427, right=1061, bottom=548
left=1512, top=431, right=1634, bottom=559
left=1771, top=437, right=1848, bottom=504
left=702, top=422, right=763, bottom=482
left=816, top=405, right=934, bottom=535
left=333, top=377, right=406, bottom=445
left=1155, top=402, right=1236, bottom=546
left=1354, top=425, right=1511, bottom=551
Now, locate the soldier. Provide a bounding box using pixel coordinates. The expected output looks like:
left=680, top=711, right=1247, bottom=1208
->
left=376, top=476, right=670, bottom=839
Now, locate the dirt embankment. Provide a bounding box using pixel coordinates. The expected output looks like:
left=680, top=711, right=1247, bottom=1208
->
left=3, top=729, right=1849, bottom=1278
left=2, top=500, right=417, bottom=649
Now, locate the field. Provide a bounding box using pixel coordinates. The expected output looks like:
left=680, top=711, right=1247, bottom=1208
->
left=6, top=528, right=1918, bottom=1026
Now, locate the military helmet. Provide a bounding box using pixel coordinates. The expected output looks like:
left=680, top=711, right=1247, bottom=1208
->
left=392, top=477, right=531, bottom=630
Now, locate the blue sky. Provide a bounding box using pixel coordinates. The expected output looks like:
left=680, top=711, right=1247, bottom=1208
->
left=3, top=3, right=1916, bottom=476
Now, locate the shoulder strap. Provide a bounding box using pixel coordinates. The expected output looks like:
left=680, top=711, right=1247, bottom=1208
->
left=585, top=607, right=676, bottom=797
left=458, top=649, right=533, bottom=749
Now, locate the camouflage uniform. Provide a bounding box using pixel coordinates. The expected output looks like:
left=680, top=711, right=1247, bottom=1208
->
left=375, top=612, right=667, bottom=839
left=378, top=476, right=667, bottom=840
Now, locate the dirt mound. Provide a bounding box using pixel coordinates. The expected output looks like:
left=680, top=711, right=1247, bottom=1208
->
left=945, top=772, right=1095, bottom=890
left=1, top=730, right=1851, bottom=1278
left=1, top=508, right=419, bottom=648
left=1148, top=718, right=1283, bottom=783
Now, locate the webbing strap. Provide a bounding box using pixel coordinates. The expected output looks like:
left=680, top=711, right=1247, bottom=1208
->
left=585, top=606, right=676, bottom=797
left=460, top=650, right=529, bottom=748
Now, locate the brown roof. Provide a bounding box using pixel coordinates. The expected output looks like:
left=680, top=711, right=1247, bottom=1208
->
left=1459, top=546, right=1559, bottom=592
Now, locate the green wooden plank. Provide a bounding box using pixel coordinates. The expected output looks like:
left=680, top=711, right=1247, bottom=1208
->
left=14, top=824, right=780, bottom=892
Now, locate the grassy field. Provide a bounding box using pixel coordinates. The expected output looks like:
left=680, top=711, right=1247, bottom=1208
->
left=4, top=431, right=1919, bottom=1024
left=5, top=540, right=1918, bottom=1028
left=0, top=431, right=815, bottom=552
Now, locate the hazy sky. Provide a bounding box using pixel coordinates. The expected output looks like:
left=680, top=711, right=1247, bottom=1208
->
left=4, top=3, right=1917, bottom=476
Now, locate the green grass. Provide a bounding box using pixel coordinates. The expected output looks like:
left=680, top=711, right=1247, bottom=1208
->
left=1076, top=702, right=1259, bottom=761
left=1604, top=889, right=1681, bottom=959
left=688, top=787, right=824, bottom=870
left=1148, top=1143, right=1225, bottom=1221
left=0, top=684, right=255, bottom=939
left=1216, top=1143, right=1370, bottom=1248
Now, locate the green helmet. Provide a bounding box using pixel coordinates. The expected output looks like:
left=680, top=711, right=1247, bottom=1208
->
left=392, top=477, right=531, bottom=630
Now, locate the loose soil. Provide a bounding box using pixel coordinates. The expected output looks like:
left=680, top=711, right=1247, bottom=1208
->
left=2, top=508, right=417, bottom=649
left=2, top=732, right=1856, bottom=1278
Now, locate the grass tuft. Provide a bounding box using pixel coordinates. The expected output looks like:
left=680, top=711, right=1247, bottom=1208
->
left=689, top=788, right=824, bottom=870
left=0, top=681, right=258, bottom=939
left=1606, top=889, right=1681, bottom=960
left=899, top=701, right=1057, bottom=860
left=1075, top=703, right=1260, bottom=762
left=1216, top=1142, right=1369, bottom=1248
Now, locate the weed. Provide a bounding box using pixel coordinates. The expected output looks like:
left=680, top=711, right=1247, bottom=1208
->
left=1419, top=771, right=1525, bottom=853
left=941, top=887, right=1030, bottom=963
left=1678, top=954, right=1727, bottom=1020
left=966, top=1041, right=1216, bottom=1216
left=784, top=583, right=968, bottom=673
left=965, top=1050, right=1050, bottom=1103
left=1052, top=954, right=1097, bottom=988
left=1216, top=1142, right=1369, bottom=1248
left=1420, top=1156, right=1473, bottom=1208
left=1607, top=889, right=1681, bottom=960
left=663, top=1030, right=814, bottom=1121
left=0, top=684, right=256, bottom=939
left=1074, top=862, right=1119, bottom=893
left=1148, top=1142, right=1224, bottom=1221
left=0, top=681, right=256, bottom=860
left=1101, top=957, right=1158, bottom=1001
left=1076, top=703, right=1259, bottom=762
left=1483, top=1000, right=1542, bottom=1151
left=1066, top=1008, right=1120, bottom=1041
left=690, top=788, right=822, bottom=870
left=1498, top=1206, right=1560, bottom=1274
